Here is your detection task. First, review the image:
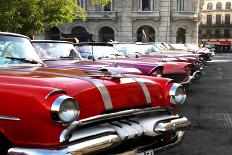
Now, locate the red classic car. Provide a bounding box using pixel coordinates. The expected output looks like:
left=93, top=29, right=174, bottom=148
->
left=0, top=32, right=190, bottom=154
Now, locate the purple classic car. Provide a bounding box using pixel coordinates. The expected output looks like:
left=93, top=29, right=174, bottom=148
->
left=32, top=40, right=165, bottom=77
left=32, top=40, right=195, bottom=86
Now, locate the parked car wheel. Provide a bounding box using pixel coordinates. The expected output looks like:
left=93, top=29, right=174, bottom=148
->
left=0, top=133, right=12, bottom=154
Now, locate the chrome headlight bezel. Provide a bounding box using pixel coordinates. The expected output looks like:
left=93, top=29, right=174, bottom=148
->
left=169, top=83, right=186, bottom=105
left=51, top=95, right=79, bottom=124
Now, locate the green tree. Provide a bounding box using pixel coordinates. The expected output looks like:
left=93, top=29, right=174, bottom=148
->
left=0, top=0, right=110, bottom=36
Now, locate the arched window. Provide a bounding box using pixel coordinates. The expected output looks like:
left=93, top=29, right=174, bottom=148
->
left=71, top=26, right=90, bottom=42
left=226, top=2, right=231, bottom=9
left=207, top=3, right=213, bottom=10
left=48, top=27, right=60, bottom=40
left=216, top=2, right=222, bottom=10
left=137, top=25, right=156, bottom=42
left=99, top=26, right=114, bottom=42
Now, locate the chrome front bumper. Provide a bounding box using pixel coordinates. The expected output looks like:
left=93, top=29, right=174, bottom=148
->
left=180, top=75, right=194, bottom=88
left=181, top=70, right=201, bottom=87
left=8, top=108, right=190, bottom=155
left=192, top=70, right=201, bottom=80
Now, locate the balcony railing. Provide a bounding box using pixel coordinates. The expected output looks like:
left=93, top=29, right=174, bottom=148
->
left=131, top=11, right=160, bottom=21
left=199, top=23, right=232, bottom=28
left=199, top=34, right=232, bottom=39
left=86, top=11, right=117, bottom=20
left=171, top=11, right=198, bottom=21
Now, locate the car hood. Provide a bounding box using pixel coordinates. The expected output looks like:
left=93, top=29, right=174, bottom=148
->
left=99, top=58, right=189, bottom=74
left=97, top=59, right=162, bottom=75
left=44, top=60, right=142, bottom=75
left=0, top=66, right=166, bottom=119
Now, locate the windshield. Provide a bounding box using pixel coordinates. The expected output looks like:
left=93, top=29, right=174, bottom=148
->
left=114, top=44, right=158, bottom=56
left=77, top=45, right=125, bottom=59
left=32, top=42, right=82, bottom=60
left=0, top=35, right=42, bottom=65
left=170, top=44, right=188, bottom=50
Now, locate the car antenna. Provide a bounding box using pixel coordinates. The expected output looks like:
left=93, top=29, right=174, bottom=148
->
left=91, top=44, right=95, bottom=61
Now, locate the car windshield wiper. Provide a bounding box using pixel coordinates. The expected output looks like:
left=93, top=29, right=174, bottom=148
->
left=98, top=56, right=109, bottom=60
left=59, top=56, right=81, bottom=60
left=110, top=53, right=123, bottom=57
left=5, top=57, right=44, bottom=65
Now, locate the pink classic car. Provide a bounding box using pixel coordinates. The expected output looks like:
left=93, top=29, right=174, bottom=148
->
left=74, top=42, right=201, bottom=86
left=0, top=32, right=190, bottom=154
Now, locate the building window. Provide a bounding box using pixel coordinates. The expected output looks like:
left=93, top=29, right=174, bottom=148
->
left=226, top=2, right=231, bottom=9
left=207, top=3, right=213, bottom=10
left=99, top=26, right=114, bottom=42
left=206, top=29, right=212, bottom=37
left=216, top=2, right=222, bottom=10
left=215, top=29, right=220, bottom=38
left=137, top=25, right=156, bottom=42
left=176, top=28, right=186, bottom=43
left=177, top=0, right=186, bottom=11
left=224, top=29, right=230, bottom=38
left=138, top=0, right=154, bottom=11
left=216, top=15, right=221, bottom=25
left=199, top=30, right=202, bottom=34
left=225, top=14, right=230, bottom=25
left=71, top=26, right=90, bottom=42
left=77, top=0, right=86, bottom=10
left=207, top=15, right=212, bottom=25
left=104, top=1, right=113, bottom=11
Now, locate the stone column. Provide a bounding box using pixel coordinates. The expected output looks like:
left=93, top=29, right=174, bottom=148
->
left=116, top=0, right=133, bottom=42
left=158, top=0, right=172, bottom=43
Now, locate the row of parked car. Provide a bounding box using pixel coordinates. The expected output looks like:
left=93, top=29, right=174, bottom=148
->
left=0, top=32, right=214, bottom=155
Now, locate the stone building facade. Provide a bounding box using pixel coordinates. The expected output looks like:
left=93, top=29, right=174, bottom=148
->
left=48, top=0, right=199, bottom=44
left=199, top=0, right=232, bottom=46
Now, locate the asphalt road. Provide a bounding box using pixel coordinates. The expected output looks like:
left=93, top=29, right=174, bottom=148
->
left=160, top=53, right=232, bottom=155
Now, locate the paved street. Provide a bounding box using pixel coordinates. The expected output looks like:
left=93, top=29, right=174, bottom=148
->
left=160, top=54, right=232, bottom=155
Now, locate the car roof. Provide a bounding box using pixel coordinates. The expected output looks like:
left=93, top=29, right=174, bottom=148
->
left=0, top=32, right=30, bottom=39
left=74, top=42, right=113, bottom=47
left=31, top=40, right=72, bottom=44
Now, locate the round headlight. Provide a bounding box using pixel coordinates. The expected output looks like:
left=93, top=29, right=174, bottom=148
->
left=51, top=95, right=79, bottom=124
left=169, top=83, right=186, bottom=105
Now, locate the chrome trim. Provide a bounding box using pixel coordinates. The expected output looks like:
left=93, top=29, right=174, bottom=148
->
left=169, top=83, right=186, bottom=105
left=130, top=77, right=152, bottom=105
left=51, top=95, right=79, bottom=124
left=192, top=70, right=201, bottom=80
left=166, top=79, right=175, bottom=85
left=8, top=134, right=120, bottom=155
left=180, top=76, right=194, bottom=88
left=60, top=107, right=169, bottom=142
left=8, top=114, right=190, bottom=155
left=0, top=115, right=20, bottom=121
left=154, top=117, right=191, bottom=132
left=45, top=89, right=66, bottom=100
left=1, top=68, right=113, bottom=111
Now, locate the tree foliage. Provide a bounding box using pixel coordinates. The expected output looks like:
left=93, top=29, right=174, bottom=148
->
left=0, top=0, right=110, bottom=36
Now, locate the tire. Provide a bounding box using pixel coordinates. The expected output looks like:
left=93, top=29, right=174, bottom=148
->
left=0, top=133, right=12, bottom=155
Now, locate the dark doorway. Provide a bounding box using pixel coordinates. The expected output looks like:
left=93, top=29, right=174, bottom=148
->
left=137, top=25, right=155, bottom=42
left=99, top=26, right=114, bottom=42
left=48, top=27, right=60, bottom=40
left=176, top=28, right=186, bottom=43
left=71, top=26, right=90, bottom=42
